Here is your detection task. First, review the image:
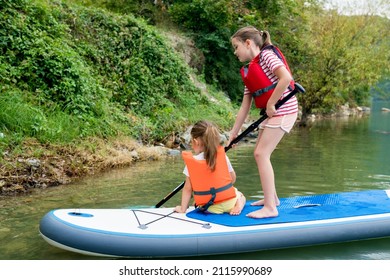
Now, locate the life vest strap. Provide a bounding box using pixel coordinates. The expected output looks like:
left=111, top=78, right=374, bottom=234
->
left=194, top=182, right=233, bottom=212
left=252, top=84, right=295, bottom=98
left=252, top=83, right=277, bottom=97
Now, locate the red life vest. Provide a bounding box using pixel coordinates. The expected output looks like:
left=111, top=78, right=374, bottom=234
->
left=240, top=45, right=295, bottom=108
left=182, top=146, right=236, bottom=211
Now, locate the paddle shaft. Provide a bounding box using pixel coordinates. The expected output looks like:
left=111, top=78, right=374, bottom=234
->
left=155, top=82, right=305, bottom=208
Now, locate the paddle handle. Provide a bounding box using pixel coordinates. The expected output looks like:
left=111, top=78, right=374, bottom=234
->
left=155, top=181, right=185, bottom=208
left=155, top=83, right=305, bottom=208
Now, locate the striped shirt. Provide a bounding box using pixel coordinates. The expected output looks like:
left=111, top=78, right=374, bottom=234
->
left=244, top=48, right=298, bottom=116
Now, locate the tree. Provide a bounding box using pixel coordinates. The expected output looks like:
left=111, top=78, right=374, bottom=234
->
left=168, top=0, right=310, bottom=102
left=297, top=9, right=390, bottom=121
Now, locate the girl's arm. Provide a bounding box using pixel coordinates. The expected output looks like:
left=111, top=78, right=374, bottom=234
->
left=175, top=176, right=193, bottom=213
left=266, top=66, right=293, bottom=117
left=230, top=170, right=236, bottom=184
left=228, top=93, right=253, bottom=145
left=226, top=156, right=236, bottom=184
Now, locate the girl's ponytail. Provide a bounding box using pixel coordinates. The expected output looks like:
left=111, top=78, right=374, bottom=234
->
left=203, top=123, right=220, bottom=171
left=260, top=30, right=272, bottom=49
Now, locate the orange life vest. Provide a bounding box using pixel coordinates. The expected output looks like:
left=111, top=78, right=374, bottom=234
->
left=182, top=146, right=236, bottom=211
left=240, top=45, right=295, bottom=108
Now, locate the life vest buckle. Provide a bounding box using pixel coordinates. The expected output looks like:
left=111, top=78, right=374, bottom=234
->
left=194, top=183, right=233, bottom=212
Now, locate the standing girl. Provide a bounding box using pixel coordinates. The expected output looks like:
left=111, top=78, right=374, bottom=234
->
left=229, top=26, right=299, bottom=219
left=175, top=120, right=246, bottom=215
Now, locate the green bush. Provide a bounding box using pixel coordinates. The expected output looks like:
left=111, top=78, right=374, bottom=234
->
left=0, top=0, right=236, bottom=154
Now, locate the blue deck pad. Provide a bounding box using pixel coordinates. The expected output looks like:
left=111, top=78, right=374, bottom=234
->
left=186, top=190, right=390, bottom=227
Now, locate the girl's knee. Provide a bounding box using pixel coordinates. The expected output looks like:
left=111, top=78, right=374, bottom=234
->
left=253, top=150, right=269, bottom=161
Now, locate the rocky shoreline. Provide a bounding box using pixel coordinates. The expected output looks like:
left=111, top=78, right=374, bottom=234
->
left=0, top=138, right=176, bottom=196
left=0, top=105, right=372, bottom=197
left=0, top=126, right=244, bottom=196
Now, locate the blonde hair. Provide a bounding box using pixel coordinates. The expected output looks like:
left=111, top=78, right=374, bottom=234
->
left=231, top=26, right=272, bottom=50
left=191, top=120, right=221, bottom=171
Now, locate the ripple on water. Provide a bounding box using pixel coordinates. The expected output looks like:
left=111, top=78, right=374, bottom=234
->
left=369, top=174, right=390, bottom=181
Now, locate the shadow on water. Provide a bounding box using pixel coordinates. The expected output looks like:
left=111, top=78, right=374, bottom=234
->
left=0, top=101, right=389, bottom=260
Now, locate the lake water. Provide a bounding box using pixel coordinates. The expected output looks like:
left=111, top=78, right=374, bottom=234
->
left=0, top=101, right=389, bottom=260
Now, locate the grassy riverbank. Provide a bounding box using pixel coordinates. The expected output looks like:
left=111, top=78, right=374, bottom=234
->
left=0, top=0, right=236, bottom=195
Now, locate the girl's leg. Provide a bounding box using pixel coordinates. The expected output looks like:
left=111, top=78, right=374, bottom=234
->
left=249, top=129, right=280, bottom=207
left=246, top=127, right=286, bottom=218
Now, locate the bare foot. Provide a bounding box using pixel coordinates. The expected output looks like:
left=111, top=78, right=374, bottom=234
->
left=230, top=193, right=246, bottom=215
left=250, top=198, right=280, bottom=207
left=246, top=207, right=278, bottom=219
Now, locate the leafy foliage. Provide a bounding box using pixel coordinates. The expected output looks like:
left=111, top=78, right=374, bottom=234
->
left=168, top=0, right=243, bottom=101
left=168, top=0, right=313, bottom=103
left=165, top=0, right=390, bottom=119
left=0, top=0, right=235, bottom=155
left=64, top=0, right=390, bottom=114
left=298, top=9, right=390, bottom=117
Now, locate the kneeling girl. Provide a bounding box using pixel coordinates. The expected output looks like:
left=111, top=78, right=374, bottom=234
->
left=175, top=120, right=246, bottom=215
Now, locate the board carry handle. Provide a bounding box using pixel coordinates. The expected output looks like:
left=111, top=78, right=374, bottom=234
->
left=155, top=82, right=306, bottom=208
